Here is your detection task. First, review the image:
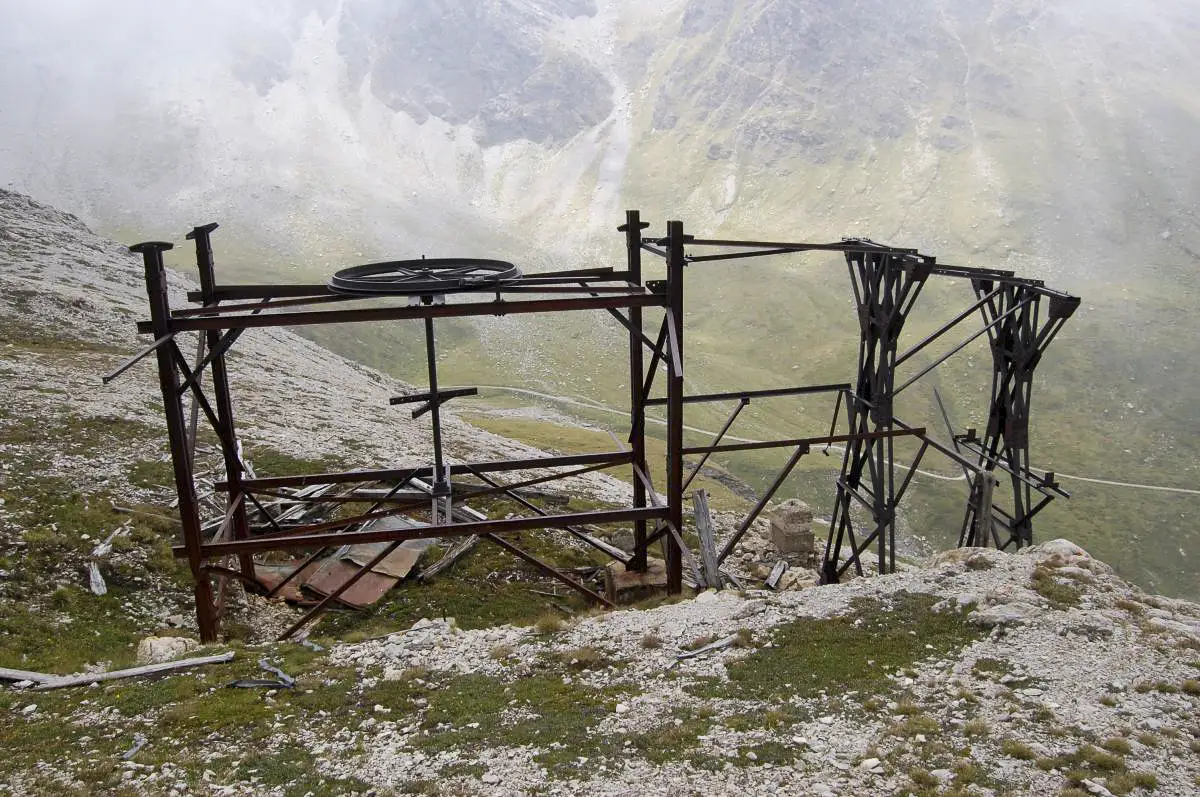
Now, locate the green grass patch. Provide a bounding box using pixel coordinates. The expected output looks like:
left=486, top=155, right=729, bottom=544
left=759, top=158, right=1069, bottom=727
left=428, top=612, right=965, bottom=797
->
left=128, top=458, right=174, bottom=489
left=890, top=713, right=941, bottom=738
left=0, top=480, right=188, bottom=673
left=1031, top=566, right=1083, bottom=609
left=1000, top=738, right=1036, bottom=760
left=244, top=445, right=346, bottom=478
left=234, top=744, right=371, bottom=795
left=317, top=530, right=603, bottom=638
left=971, top=657, right=1012, bottom=678
left=406, top=670, right=624, bottom=774
left=0, top=314, right=130, bottom=356
left=1036, top=743, right=1158, bottom=795
left=688, top=592, right=982, bottom=713
left=618, top=711, right=715, bottom=766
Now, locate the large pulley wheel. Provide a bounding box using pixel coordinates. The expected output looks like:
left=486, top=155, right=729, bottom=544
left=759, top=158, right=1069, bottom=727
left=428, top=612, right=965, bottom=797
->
left=328, top=258, right=521, bottom=296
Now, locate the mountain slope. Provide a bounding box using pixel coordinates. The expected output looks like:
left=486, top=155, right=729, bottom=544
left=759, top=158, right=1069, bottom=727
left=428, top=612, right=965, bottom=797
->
left=2, top=1, right=1199, bottom=599
left=1, top=191, right=1199, bottom=797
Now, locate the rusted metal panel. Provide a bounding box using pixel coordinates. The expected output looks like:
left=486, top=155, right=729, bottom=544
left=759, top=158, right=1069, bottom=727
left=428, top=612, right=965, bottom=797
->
left=304, top=558, right=398, bottom=609
left=252, top=561, right=323, bottom=603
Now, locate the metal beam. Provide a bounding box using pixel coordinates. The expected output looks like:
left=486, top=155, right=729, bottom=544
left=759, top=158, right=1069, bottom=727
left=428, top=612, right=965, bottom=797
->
left=139, top=293, right=665, bottom=334
left=177, top=506, right=669, bottom=558
left=644, top=382, right=850, bottom=407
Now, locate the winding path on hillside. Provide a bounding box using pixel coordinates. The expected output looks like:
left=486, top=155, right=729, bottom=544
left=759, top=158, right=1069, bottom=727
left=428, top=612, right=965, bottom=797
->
left=463, top=385, right=1200, bottom=496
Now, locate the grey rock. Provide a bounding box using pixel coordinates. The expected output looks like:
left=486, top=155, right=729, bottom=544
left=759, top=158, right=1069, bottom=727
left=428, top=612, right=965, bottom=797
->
left=971, top=602, right=1042, bottom=627
left=136, top=636, right=199, bottom=665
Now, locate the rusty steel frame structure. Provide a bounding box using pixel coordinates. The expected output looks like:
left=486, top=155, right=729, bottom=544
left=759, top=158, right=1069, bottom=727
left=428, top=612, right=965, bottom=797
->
left=121, top=213, right=1077, bottom=642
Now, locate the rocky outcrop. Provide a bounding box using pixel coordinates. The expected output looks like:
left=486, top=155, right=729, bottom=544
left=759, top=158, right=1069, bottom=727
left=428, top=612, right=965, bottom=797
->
left=337, top=0, right=612, bottom=146
left=324, top=538, right=1200, bottom=795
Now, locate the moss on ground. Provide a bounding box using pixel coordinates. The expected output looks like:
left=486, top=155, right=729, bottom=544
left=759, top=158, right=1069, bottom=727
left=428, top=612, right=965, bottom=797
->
left=0, top=648, right=370, bottom=793
left=243, top=445, right=346, bottom=478
left=0, top=481, right=189, bottom=673
left=0, top=314, right=130, bottom=356
left=688, top=592, right=982, bottom=713
left=1036, top=744, right=1159, bottom=795
left=127, top=458, right=174, bottom=489
left=0, top=411, right=157, bottom=454
left=1031, top=566, right=1083, bottom=609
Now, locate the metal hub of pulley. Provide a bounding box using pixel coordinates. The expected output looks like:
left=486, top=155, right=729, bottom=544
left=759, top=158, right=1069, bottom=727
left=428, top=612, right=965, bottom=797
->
left=327, top=258, right=521, bottom=296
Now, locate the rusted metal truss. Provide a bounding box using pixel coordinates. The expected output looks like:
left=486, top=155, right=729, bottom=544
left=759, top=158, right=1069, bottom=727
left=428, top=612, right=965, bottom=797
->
left=120, top=214, right=1077, bottom=641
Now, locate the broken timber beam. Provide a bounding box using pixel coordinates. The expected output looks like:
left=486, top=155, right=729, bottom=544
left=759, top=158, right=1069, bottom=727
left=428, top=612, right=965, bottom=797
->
left=692, top=490, right=722, bottom=589
left=31, top=652, right=236, bottom=691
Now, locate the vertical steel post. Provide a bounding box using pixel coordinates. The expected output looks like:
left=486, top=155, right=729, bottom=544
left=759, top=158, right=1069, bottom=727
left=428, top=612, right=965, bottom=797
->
left=621, top=210, right=650, bottom=572
left=423, top=307, right=450, bottom=522
left=664, top=220, right=686, bottom=593
left=186, top=223, right=255, bottom=581
left=134, top=241, right=219, bottom=642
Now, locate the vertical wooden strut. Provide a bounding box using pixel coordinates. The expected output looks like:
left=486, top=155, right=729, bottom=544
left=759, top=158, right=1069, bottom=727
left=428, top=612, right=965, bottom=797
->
left=621, top=210, right=650, bottom=572
left=822, top=246, right=932, bottom=583
left=186, top=223, right=254, bottom=582
left=664, top=220, right=686, bottom=593
left=134, top=241, right=219, bottom=642
left=959, top=282, right=1078, bottom=549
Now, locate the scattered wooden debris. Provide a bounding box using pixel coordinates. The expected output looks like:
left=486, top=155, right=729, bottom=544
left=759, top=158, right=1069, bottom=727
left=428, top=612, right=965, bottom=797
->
left=416, top=533, right=477, bottom=582
left=0, top=667, right=58, bottom=686
left=87, top=562, right=107, bottom=596
left=721, top=568, right=746, bottom=590
left=110, top=501, right=180, bottom=525
left=122, top=734, right=147, bottom=760
left=765, top=559, right=789, bottom=590
left=692, top=490, right=723, bottom=589
left=187, top=470, right=629, bottom=620
left=675, top=633, right=739, bottom=661
left=10, top=652, right=238, bottom=691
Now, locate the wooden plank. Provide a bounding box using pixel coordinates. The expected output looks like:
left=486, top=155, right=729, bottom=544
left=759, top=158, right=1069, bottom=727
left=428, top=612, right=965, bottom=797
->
left=33, top=653, right=235, bottom=691
left=676, top=634, right=738, bottom=660
left=720, top=568, right=746, bottom=590
left=692, top=490, right=723, bottom=589
left=765, top=560, right=789, bottom=590
left=665, top=520, right=705, bottom=588
left=577, top=533, right=630, bottom=563
left=0, top=666, right=57, bottom=685
left=418, top=535, right=479, bottom=582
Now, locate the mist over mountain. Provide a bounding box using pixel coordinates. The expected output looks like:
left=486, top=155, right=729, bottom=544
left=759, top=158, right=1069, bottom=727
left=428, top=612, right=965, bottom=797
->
left=2, top=0, right=1199, bottom=598
left=3, top=0, right=1198, bottom=270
